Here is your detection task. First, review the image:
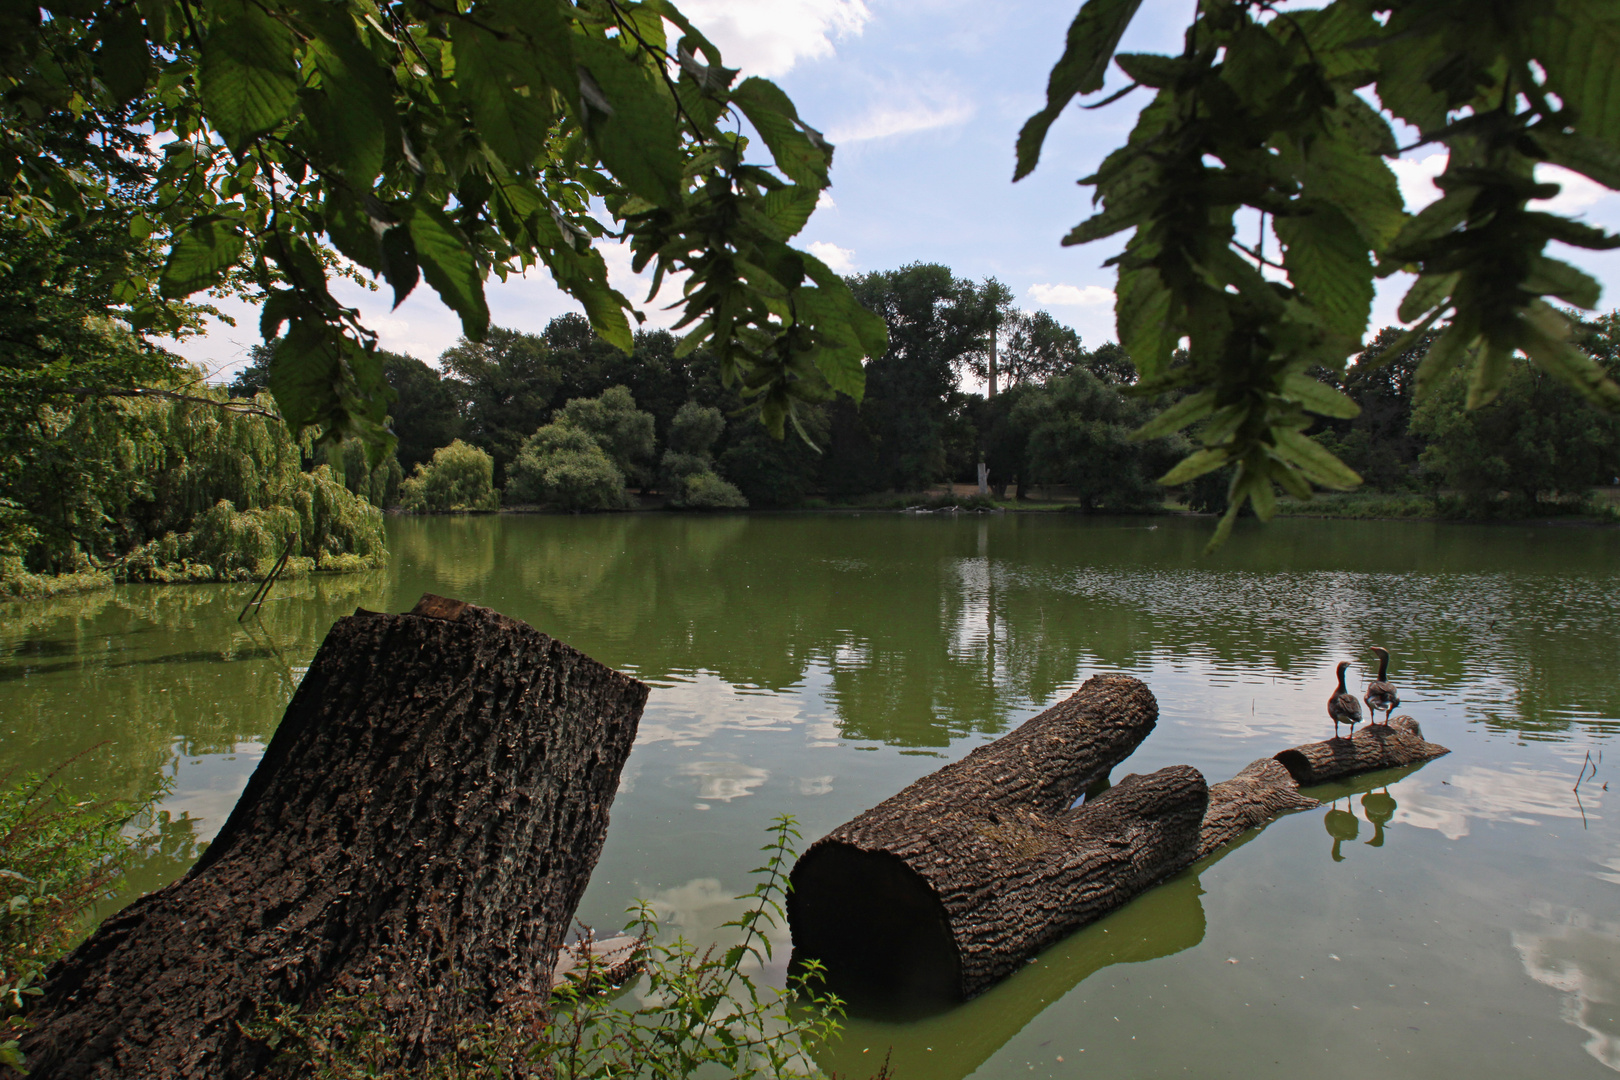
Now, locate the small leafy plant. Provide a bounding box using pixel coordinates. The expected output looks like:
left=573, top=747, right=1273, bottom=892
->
left=0, top=765, right=148, bottom=1073
left=251, top=816, right=845, bottom=1079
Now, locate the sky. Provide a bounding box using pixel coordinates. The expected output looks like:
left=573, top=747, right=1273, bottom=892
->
left=168, top=0, right=1620, bottom=383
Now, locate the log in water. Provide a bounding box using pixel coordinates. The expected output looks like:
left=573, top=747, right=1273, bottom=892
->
left=790, top=685, right=1451, bottom=1007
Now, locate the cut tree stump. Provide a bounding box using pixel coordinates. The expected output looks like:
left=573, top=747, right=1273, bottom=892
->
left=1273, top=716, right=1448, bottom=786
left=788, top=674, right=1209, bottom=1005
left=22, top=595, right=648, bottom=1080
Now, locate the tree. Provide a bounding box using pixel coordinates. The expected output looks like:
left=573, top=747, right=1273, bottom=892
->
left=382, top=353, right=465, bottom=476
left=1001, top=310, right=1085, bottom=388
left=660, top=401, right=746, bottom=509
left=3, top=1, right=887, bottom=460
left=1411, top=359, right=1620, bottom=510
left=506, top=423, right=631, bottom=512
left=1015, top=369, right=1191, bottom=511
left=399, top=440, right=500, bottom=513
left=556, top=386, right=657, bottom=490
left=1021, top=0, right=1620, bottom=546
left=439, top=328, right=560, bottom=484
left=841, top=265, right=995, bottom=493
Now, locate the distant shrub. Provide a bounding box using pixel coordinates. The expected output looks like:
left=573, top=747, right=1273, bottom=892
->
left=400, top=441, right=501, bottom=513
left=678, top=472, right=749, bottom=510
left=507, top=424, right=631, bottom=511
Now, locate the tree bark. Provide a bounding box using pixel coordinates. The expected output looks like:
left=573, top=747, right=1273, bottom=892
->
left=1273, top=716, right=1449, bottom=786
left=22, top=595, right=648, bottom=1080
left=787, top=675, right=1208, bottom=1006
left=1197, top=757, right=1320, bottom=859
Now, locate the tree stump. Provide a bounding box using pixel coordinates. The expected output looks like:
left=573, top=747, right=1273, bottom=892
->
left=787, top=675, right=1209, bottom=1005
left=1273, top=716, right=1448, bottom=786
left=21, top=595, right=648, bottom=1080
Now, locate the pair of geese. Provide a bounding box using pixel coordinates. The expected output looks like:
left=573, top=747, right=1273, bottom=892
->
left=1327, top=646, right=1399, bottom=738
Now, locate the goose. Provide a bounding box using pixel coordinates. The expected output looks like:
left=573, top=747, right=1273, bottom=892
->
left=1364, top=645, right=1400, bottom=724
left=1328, top=661, right=1362, bottom=739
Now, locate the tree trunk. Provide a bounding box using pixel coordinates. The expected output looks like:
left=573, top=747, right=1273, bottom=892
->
left=22, top=595, right=648, bottom=1080
left=1197, top=757, right=1320, bottom=859
left=787, top=675, right=1208, bottom=1006
left=1273, top=716, right=1449, bottom=786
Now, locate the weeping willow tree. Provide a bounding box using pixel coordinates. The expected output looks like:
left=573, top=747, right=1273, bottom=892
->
left=0, top=378, right=389, bottom=599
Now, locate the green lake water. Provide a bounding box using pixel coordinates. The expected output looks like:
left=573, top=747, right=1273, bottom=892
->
left=3, top=512, right=1618, bottom=1078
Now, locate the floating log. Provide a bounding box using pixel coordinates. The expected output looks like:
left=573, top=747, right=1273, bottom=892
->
left=788, top=675, right=1209, bottom=1005
left=1273, top=716, right=1448, bottom=786
left=22, top=595, right=648, bottom=1080
left=1197, top=757, right=1321, bottom=859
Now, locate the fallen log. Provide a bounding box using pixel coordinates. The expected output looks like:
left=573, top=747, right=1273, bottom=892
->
left=1197, top=757, right=1321, bottom=859
left=22, top=595, right=648, bottom=1080
left=1273, top=716, right=1448, bottom=786
left=787, top=675, right=1209, bottom=1005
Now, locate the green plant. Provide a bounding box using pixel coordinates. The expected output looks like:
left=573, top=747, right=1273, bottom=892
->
left=507, top=425, right=632, bottom=512
left=248, top=817, right=842, bottom=1079
left=399, top=441, right=502, bottom=514
left=5, top=2, right=885, bottom=456
left=0, top=766, right=150, bottom=1073
left=1023, top=0, right=1620, bottom=546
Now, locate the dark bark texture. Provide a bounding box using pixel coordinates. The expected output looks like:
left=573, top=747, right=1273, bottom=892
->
left=22, top=595, right=648, bottom=1080
left=788, top=675, right=1208, bottom=1005
left=1197, top=757, right=1321, bottom=859
left=1273, top=716, right=1448, bottom=786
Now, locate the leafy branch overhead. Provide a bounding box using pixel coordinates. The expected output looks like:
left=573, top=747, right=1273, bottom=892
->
left=2, top=1, right=886, bottom=460
left=1019, top=0, right=1620, bottom=548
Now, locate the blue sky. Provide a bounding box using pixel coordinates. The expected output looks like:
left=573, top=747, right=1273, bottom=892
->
left=173, top=0, right=1620, bottom=382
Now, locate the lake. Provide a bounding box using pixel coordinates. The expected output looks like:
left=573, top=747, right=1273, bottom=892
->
left=2, top=512, right=1617, bottom=1078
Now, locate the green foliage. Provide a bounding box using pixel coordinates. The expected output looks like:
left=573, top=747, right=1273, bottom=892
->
left=1411, top=358, right=1620, bottom=511
left=668, top=401, right=728, bottom=457
left=658, top=401, right=747, bottom=509
left=0, top=769, right=150, bottom=1071
left=3, top=1, right=887, bottom=460
left=248, top=817, right=843, bottom=1080
left=836, top=266, right=999, bottom=495
left=507, top=425, right=631, bottom=512
left=676, top=471, right=750, bottom=510
left=717, top=406, right=827, bottom=508
left=0, top=382, right=386, bottom=594
left=399, top=441, right=501, bottom=514
left=1023, top=0, right=1620, bottom=548
left=1015, top=369, right=1191, bottom=511
left=558, top=387, right=658, bottom=489
left=438, top=329, right=560, bottom=484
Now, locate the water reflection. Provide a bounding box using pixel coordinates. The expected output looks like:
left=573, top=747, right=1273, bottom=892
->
left=1514, top=904, right=1620, bottom=1072
left=1325, top=801, right=1360, bottom=861
left=812, top=848, right=1213, bottom=1080
left=1361, top=788, right=1397, bottom=846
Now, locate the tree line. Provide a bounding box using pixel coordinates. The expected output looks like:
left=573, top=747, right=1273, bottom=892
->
left=229, top=261, right=1620, bottom=517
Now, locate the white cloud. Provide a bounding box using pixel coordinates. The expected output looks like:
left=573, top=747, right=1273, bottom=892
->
left=1389, top=151, right=1447, bottom=211
left=1388, top=153, right=1615, bottom=220
left=827, top=86, right=973, bottom=143
left=816, top=190, right=836, bottom=209
left=1028, top=283, right=1114, bottom=308
left=808, top=241, right=856, bottom=273
left=1531, top=164, right=1612, bottom=216
left=676, top=0, right=869, bottom=78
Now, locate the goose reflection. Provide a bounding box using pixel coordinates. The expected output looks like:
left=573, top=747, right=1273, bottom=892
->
left=1361, top=788, right=1397, bottom=847
left=1325, top=799, right=1360, bottom=861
